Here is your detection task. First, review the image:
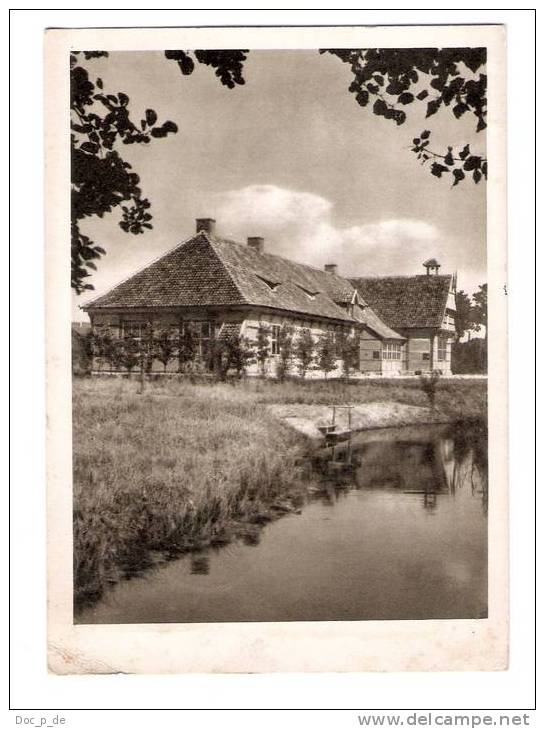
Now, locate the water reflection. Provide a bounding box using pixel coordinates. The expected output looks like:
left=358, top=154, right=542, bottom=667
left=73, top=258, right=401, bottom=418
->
left=77, top=420, right=488, bottom=624
left=312, top=420, right=488, bottom=515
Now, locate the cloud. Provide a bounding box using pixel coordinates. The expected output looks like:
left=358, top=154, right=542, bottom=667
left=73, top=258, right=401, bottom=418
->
left=215, top=184, right=448, bottom=277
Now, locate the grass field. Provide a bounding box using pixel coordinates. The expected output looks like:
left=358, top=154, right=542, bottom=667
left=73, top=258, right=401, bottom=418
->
left=72, top=375, right=487, bottom=609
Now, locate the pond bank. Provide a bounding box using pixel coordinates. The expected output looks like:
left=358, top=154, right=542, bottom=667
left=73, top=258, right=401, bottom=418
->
left=268, top=401, right=451, bottom=441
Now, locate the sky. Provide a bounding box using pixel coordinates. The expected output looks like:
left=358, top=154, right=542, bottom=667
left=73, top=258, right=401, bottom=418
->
left=73, top=50, right=487, bottom=321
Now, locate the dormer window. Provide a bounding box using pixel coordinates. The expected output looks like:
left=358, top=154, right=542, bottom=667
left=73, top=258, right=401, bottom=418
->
left=294, top=283, right=319, bottom=299
left=256, top=274, right=280, bottom=291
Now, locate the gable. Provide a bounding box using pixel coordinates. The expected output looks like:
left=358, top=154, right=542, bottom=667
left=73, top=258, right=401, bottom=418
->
left=350, top=275, right=453, bottom=330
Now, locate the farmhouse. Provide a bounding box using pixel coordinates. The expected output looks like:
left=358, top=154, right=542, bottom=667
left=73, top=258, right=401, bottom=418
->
left=82, top=218, right=456, bottom=376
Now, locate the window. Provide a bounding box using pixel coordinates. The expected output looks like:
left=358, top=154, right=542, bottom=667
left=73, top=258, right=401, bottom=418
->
left=437, top=336, right=447, bottom=361
left=181, top=321, right=214, bottom=358
left=383, top=343, right=402, bottom=360
left=372, top=351, right=380, bottom=360
left=271, top=324, right=280, bottom=355
left=422, top=352, right=430, bottom=361
left=121, top=320, right=146, bottom=339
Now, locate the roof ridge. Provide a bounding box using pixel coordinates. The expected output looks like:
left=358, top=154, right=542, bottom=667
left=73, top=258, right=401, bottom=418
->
left=213, top=234, right=353, bottom=287
left=351, top=273, right=452, bottom=280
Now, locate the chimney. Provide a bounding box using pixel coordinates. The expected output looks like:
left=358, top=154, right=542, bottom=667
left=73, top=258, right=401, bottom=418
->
left=196, top=217, right=216, bottom=236
left=247, top=236, right=265, bottom=253
left=324, top=263, right=338, bottom=275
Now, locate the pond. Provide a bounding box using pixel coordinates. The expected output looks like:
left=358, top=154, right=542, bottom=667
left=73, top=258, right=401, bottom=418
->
left=76, top=421, right=488, bottom=624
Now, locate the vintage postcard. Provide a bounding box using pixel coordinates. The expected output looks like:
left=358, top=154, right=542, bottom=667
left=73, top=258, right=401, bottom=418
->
left=45, top=24, right=508, bottom=673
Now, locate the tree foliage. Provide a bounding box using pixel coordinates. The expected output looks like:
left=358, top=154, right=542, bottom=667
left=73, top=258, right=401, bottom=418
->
left=316, top=332, right=337, bottom=379
left=71, top=50, right=248, bottom=294
left=337, top=329, right=360, bottom=379
left=472, top=283, right=488, bottom=341
left=153, top=327, right=177, bottom=372
left=213, top=334, right=255, bottom=380
left=255, top=323, right=271, bottom=376
left=322, top=47, right=487, bottom=186
left=276, top=325, right=294, bottom=381
left=454, top=290, right=477, bottom=342
left=295, top=328, right=315, bottom=379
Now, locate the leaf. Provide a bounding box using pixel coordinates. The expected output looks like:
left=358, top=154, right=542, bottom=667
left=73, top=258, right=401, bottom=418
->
left=444, top=150, right=454, bottom=166
left=431, top=162, right=449, bottom=178
left=420, top=130, right=431, bottom=140
left=452, top=168, right=465, bottom=186
left=463, top=155, right=481, bottom=172
left=459, top=144, right=470, bottom=160
left=473, top=169, right=482, bottom=184
left=398, top=92, right=414, bottom=105
left=416, top=90, right=428, bottom=101
left=96, top=77, right=103, bottom=89
left=372, top=98, right=388, bottom=117
left=453, top=102, right=468, bottom=118
left=366, top=83, right=379, bottom=94
left=393, top=109, right=406, bottom=126
left=373, top=74, right=384, bottom=86
left=355, top=89, right=369, bottom=107
left=145, top=108, right=157, bottom=126
left=118, top=92, right=129, bottom=106
left=80, top=141, right=99, bottom=154
left=426, top=99, right=441, bottom=118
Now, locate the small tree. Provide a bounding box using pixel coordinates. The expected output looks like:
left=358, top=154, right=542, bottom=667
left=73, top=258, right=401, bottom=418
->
left=178, top=321, right=199, bottom=371
left=317, top=331, right=338, bottom=379
left=337, top=329, right=360, bottom=380
left=276, top=325, right=294, bottom=382
left=295, top=328, right=315, bottom=379
left=254, top=323, right=271, bottom=377
left=119, top=335, right=141, bottom=376
left=154, top=327, right=177, bottom=373
left=229, top=335, right=255, bottom=379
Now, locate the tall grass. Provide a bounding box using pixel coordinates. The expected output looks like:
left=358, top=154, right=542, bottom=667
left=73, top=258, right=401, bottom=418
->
left=137, top=374, right=487, bottom=419
left=73, top=375, right=487, bottom=609
left=73, top=378, right=309, bottom=609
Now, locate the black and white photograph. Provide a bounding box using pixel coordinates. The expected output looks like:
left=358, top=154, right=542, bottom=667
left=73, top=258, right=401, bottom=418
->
left=41, top=22, right=510, bottom=675
left=70, top=45, right=490, bottom=627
